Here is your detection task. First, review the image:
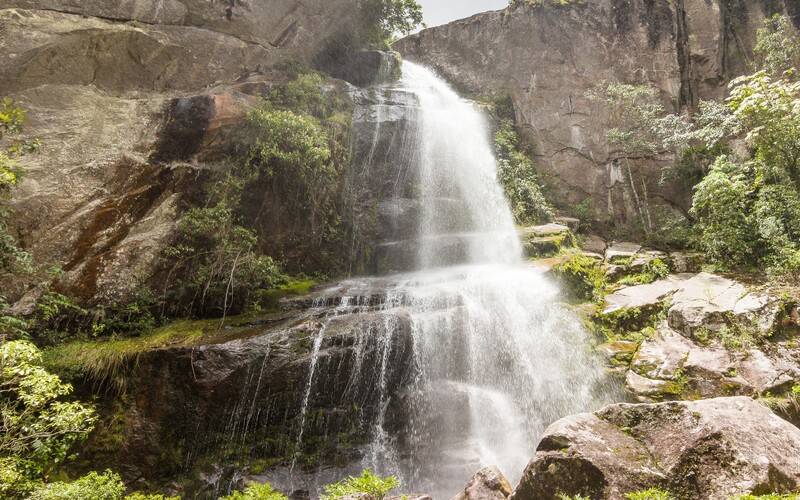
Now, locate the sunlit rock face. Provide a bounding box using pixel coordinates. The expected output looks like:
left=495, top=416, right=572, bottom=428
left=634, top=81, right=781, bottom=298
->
left=395, top=0, right=800, bottom=234
left=0, top=0, right=367, bottom=304
left=511, top=397, right=800, bottom=500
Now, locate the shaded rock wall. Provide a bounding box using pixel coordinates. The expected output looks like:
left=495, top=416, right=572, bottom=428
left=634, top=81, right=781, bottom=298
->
left=0, top=1, right=365, bottom=304
left=77, top=290, right=415, bottom=496
left=394, top=0, right=800, bottom=234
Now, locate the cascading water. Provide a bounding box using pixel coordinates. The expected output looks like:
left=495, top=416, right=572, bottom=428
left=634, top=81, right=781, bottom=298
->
left=287, top=61, right=613, bottom=497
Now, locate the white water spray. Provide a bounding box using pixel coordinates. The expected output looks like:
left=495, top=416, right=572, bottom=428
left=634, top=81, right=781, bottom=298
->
left=291, top=62, right=612, bottom=497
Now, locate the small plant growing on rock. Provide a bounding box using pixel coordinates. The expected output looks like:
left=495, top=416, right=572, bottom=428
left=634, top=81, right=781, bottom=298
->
left=557, top=494, right=591, bottom=500
left=625, top=488, right=673, bottom=500
left=322, top=470, right=400, bottom=500
left=553, top=252, right=606, bottom=302
left=221, top=482, right=287, bottom=500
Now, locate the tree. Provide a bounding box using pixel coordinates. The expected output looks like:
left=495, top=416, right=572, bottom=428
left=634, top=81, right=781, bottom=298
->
left=690, top=156, right=758, bottom=267
left=754, top=14, right=800, bottom=76
left=360, top=0, right=424, bottom=48
left=586, top=83, right=670, bottom=233
left=0, top=341, right=96, bottom=497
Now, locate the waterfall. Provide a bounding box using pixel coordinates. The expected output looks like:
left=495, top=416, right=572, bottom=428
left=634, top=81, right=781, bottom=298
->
left=287, top=61, right=612, bottom=497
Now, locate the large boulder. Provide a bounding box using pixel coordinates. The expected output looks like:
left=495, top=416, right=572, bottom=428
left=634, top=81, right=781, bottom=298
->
left=510, top=397, right=800, bottom=500
left=667, top=273, right=783, bottom=339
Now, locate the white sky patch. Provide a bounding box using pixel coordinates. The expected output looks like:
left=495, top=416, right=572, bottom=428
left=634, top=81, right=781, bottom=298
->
left=415, top=0, right=509, bottom=30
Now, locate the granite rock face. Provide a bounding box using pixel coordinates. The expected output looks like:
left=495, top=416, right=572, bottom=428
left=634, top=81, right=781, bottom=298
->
left=0, top=1, right=370, bottom=304
left=510, top=397, right=800, bottom=500
left=395, top=1, right=800, bottom=233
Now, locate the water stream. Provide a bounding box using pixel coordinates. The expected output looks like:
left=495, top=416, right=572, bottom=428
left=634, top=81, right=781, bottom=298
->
left=287, top=61, right=612, bottom=497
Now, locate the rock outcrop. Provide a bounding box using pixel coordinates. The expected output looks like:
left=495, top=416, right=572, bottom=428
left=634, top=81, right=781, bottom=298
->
left=395, top=1, right=800, bottom=233
left=451, top=466, right=513, bottom=500
left=0, top=1, right=373, bottom=304
left=80, top=284, right=416, bottom=495
left=510, top=397, right=800, bottom=500
left=597, top=272, right=799, bottom=402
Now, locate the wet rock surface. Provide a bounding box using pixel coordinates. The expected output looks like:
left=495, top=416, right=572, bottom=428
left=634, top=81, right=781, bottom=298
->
left=510, top=397, right=800, bottom=500
left=82, top=286, right=417, bottom=496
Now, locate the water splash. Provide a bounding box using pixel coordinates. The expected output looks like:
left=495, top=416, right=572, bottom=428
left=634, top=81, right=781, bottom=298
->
left=283, top=62, right=613, bottom=496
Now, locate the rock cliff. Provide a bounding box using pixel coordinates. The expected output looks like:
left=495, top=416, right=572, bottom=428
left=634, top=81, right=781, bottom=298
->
left=0, top=0, right=364, bottom=305
left=395, top=0, right=800, bottom=233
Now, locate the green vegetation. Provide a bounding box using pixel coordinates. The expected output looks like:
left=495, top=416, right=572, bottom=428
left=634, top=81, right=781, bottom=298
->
left=360, top=0, right=423, bottom=48
left=322, top=469, right=400, bottom=500
left=552, top=251, right=606, bottom=302
left=625, top=488, right=673, bottom=500
left=585, top=14, right=800, bottom=279
left=616, top=258, right=670, bottom=286
left=41, top=320, right=212, bottom=389
left=754, top=14, right=800, bottom=76
left=0, top=341, right=96, bottom=497
left=162, top=69, right=347, bottom=318
left=28, top=470, right=124, bottom=500
left=495, top=120, right=554, bottom=225
left=28, top=470, right=178, bottom=500
left=557, top=495, right=590, bottom=500
left=220, top=482, right=287, bottom=500
left=0, top=98, right=35, bottom=295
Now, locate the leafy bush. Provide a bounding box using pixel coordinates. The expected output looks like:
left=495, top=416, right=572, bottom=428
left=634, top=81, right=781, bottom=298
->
left=690, top=156, right=758, bottom=267
left=221, top=482, right=287, bottom=500
left=28, top=470, right=125, bottom=500
left=0, top=98, right=35, bottom=283
left=322, top=470, right=400, bottom=500
left=689, top=66, right=800, bottom=276
left=494, top=120, right=554, bottom=225
left=0, top=341, right=96, bottom=497
left=164, top=201, right=285, bottom=318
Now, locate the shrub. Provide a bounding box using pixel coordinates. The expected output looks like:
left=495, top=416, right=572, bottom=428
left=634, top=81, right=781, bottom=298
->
left=691, top=156, right=758, bottom=267
left=494, top=120, right=554, bottom=225
left=163, top=201, right=285, bottom=318
left=0, top=341, right=96, bottom=497
left=220, top=482, right=287, bottom=500
left=616, top=258, right=670, bottom=286
left=322, top=470, right=400, bottom=500
left=754, top=14, right=800, bottom=75
left=28, top=470, right=125, bottom=500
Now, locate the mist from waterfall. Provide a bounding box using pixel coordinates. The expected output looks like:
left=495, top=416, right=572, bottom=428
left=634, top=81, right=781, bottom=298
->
left=288, top=61, right=613, bottom=497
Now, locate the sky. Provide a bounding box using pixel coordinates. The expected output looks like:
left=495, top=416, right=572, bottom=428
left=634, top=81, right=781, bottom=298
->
left=416, top=0, right=509, bottom=29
